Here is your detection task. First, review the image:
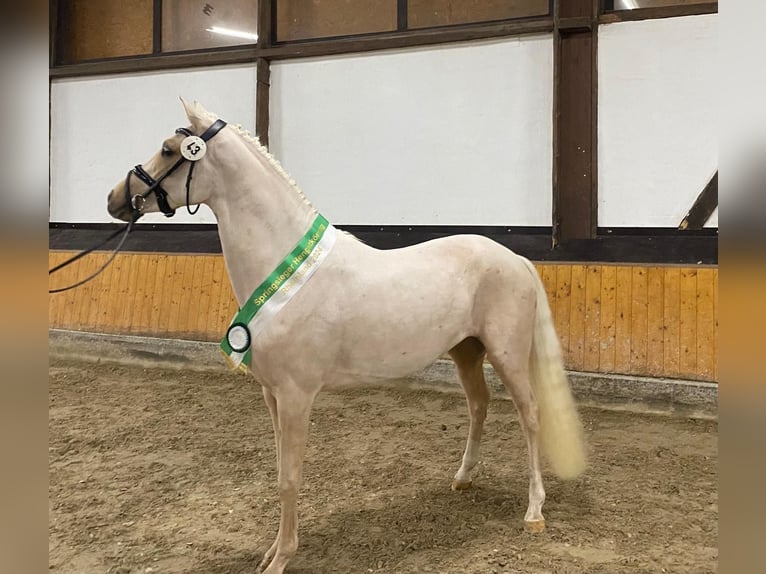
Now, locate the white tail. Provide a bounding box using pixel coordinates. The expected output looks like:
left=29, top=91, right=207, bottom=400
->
left=521, top=258, right=586, bottom=479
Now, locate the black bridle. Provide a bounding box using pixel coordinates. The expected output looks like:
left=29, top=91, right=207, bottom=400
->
left=49, top=119, right=227, bottom=294
left=125, top=119, right=227, bottom=219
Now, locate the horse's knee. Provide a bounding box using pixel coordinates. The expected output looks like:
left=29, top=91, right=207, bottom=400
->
left=518, top=400, right=540, bottom=433
left=470, top=401, right=487, bottom=421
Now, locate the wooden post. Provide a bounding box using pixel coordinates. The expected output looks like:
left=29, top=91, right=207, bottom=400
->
left=256, top=0, right=273, bottom=147
left=553, top=0, right=599, bottom=244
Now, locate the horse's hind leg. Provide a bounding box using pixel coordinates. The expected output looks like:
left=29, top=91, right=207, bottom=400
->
left=483, top=326, right=546, bottom=532
left=449, top=337, right=489, bottom=490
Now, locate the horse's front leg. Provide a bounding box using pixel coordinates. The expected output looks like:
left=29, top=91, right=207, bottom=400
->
left=258, top=386, right=314, bottom=574
left=258, top=387, right=281, bottom=571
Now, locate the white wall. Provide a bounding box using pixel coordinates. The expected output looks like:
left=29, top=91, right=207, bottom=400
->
left=50, top=65, right=257, bottom=223
left=271, top=36, right=554, bottom=226
left=598, top=14, right=717, bottom=228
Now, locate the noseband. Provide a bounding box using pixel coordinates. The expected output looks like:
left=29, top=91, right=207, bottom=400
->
left=124, top=119, right=227, bottom=219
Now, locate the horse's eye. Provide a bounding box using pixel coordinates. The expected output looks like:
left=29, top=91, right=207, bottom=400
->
left=161, top=146, right=173, bottom=157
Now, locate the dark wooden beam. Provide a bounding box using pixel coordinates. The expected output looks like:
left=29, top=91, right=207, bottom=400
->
left=254, top=0, right=273, bottom=148
left=263, top=18, right=552, bottom=59
left=49, top=47, right=262, bottom=78
left=48, top=223, right=718, bottom=264
left=49, top=0, right=59, bottom=65
left=679, top=171, right=718, bottom=230
left=397, top=0, right=408, bottom=31
left=256, top=58, right=271, bottom=148
left=552, top=0, right=598, bottom=244
left=152, top=0, right=162, bottom=54
left=258, top=0, right=273, bottom=48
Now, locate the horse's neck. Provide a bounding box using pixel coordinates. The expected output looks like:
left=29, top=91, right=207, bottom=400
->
left=209, top=146, right=317, bottom=307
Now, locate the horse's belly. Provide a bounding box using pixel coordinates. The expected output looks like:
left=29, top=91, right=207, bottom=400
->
left=250, top=233, right=517, bottom=387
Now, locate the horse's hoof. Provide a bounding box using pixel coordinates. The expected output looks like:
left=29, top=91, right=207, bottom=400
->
left=524, top=519, right=546, bottom=533
left=451, top=479, right=472, bottom=491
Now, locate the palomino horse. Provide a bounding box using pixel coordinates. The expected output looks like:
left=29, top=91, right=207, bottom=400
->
left=107, top=100, right=586, bottom=574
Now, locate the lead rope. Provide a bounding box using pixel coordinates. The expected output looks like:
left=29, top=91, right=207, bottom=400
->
left=48, top=215, right=137, bottom=294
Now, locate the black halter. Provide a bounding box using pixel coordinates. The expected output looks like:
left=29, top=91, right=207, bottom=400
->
left=124, top=119, right=227, bottom=219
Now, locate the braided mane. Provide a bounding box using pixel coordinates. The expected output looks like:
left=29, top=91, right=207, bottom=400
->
left=195, top=106, right=316, bottom=211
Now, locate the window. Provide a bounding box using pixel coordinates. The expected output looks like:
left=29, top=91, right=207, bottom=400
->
left=408, top=0, right=549, bottom=29
left=275, top=0, right=398, bottom=42
left=55, top=0, right=259, bottom=64
left=57, top=0, right=154, bottom=63
left=604, top=0, right=714, bottom=10
left=162, top=1, right=258, bottom=53
left=53, top=0, right=554, bottom=68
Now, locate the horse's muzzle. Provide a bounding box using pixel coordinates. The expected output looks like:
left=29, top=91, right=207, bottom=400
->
left=107, top=188, right=133, bottom=222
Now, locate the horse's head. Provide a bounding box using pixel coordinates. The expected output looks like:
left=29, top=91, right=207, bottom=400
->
left=107, top=99, right=227, bottom=222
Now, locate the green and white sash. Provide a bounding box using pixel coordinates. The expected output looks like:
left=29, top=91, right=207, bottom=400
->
left=220, top=214, right=336, bottom=371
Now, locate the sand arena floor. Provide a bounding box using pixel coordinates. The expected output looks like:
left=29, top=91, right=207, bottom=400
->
left=49, top=358, right=717, bottom=574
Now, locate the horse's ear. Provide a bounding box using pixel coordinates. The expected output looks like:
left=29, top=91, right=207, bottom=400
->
left=180, top=97, right=200, bottom=123
left=179, top=97, right=212, bottom=129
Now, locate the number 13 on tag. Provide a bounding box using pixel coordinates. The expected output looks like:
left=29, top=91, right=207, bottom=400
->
left=181, top=136, right=207, bottom=161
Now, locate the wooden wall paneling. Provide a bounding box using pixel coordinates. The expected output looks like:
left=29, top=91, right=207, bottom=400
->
left=95, top=253, right=121, bottom=331
left=85, top=253, right=109, bottom=330
left=201, top=256, right=218, bottom=339
left=47, top=251, right=719, bottom=382
left=128, top=253, right=145, bottom=330
left=119, top=254, right=141, bottom=331
left=662, top=267, right=681, bottom=378
left=48, top=252, right=65, bottom=325
left=598, top=264, right=616, bottom=373
left=207, top=256, right=226, bottom=336
left=696, top=267, right=716, bottom=380
left=540, top=264, right=558, bottom=322
left=193, top=256, right=216, bottom=340
left=147, top=255, right=169, bottom=335
left=173, top=255, right=196, bottom=335
left=629, top=266, right=648, bottom=374
left=177, top=255, right=198, bottom=335
left=48, top=252, right=68, bottom=326
left=157, top=256, right=179, bottom=335
left=215, top=258, right=236, bottom=334
left=646, top=266, right=665, bottom=376
left=106, top=254, right=127, bottom=331
left=56, top=253, right=80, bottom=328
left=583, top=265, right=602, bottom=372
left=188, top=255, right=206, bottom=337
left=554, top=264, right=572, bottom=357
left=75, top=252, right=103, bottom=331
left=60, top=252, right=81, bottom=328
left=713, top=267, right=718, bottom=380
left=679, top=268, right=698, bottom=377
left=47, top=253, right=58, bottom=325
left=130, top=254, right=152, bottom=334
left=111, top=254, right=133, bottom=332
left=568, top=265, right=587, bottom=370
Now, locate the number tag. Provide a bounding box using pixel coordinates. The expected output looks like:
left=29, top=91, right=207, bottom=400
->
left=180, top=136, right=207, bottom=161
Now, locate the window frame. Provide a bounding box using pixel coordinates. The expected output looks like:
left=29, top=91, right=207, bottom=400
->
left=50, top=0, right=556, bottom=78
left=598, top=0, right=717, bottom=23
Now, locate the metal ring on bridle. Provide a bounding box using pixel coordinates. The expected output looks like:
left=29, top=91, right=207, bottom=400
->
left=131, top=194, right=146, bottom=211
